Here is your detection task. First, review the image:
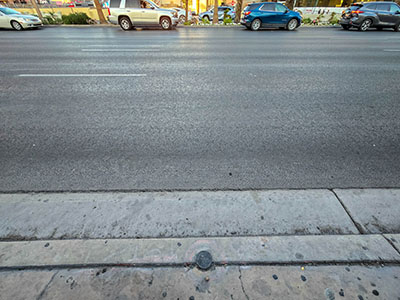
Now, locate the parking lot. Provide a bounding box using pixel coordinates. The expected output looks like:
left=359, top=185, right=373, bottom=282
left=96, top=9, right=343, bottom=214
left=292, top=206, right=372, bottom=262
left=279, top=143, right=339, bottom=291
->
left=0, top=26, right=400, bottom=191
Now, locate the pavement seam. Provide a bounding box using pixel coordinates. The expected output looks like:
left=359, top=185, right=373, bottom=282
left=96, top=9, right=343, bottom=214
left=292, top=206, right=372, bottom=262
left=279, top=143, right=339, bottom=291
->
left=382, top=234, right=400, bottom=256
left=1, top=187, right=399, bottom=195
left=330, top=189, right=366, bottom=234
left=238, top=267, right=250, bottom=300
left=2, top=261, right=400, bottom=272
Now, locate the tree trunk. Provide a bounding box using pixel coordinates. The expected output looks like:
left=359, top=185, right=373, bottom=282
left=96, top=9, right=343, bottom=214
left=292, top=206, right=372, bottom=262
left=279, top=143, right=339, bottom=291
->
left=93, top=0, right=107, bottom=24
left=286, top=0, right=294, bottom=10
left=234, top=0, right=242, bottom=23
left=341, top=0, right=352, bottom=7
left=31, top=0, right=43, bottom=21
left=185, top=0, right=189, bottom=22
left=212, top=0, right=218, bottom=24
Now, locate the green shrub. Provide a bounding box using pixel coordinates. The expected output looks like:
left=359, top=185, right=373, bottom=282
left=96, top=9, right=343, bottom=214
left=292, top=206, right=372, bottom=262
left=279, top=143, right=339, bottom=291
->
left=328, top=12, right=339, bottom=25
left=61, top=12, right=90, bottom=24
left=202, top=17, right=210, bottom=25
left=43, top=13, right=63, bottom=25
left=183, top=20, right=191, bottom=25
left=302, top=17, right=311, bottom=24
left=223, top=16, right=232, bottom=25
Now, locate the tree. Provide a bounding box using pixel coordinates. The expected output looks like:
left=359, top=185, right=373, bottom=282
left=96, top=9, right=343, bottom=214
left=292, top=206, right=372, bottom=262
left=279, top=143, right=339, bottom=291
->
left=286, top=0, right=294, bottom=10
left=212, top=0, right=218, bottom=24
left=93, top=0, right=107, bottom=24
left=234, top=0, right=242, bottom=24
left=30, top=0, right=43, bottom=21
left=185, top=0, right=189, bottom=22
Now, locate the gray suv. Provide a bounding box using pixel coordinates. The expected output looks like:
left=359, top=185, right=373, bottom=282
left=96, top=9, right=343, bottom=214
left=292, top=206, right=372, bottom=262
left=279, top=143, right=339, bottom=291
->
left=340, top=2, right=400, bottom=31
left=108, top=0, right=179, bottom=30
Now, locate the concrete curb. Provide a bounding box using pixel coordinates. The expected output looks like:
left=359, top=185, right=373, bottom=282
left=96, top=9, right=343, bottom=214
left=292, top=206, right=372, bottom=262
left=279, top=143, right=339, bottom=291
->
left=1, top=234, right=399, bottom=270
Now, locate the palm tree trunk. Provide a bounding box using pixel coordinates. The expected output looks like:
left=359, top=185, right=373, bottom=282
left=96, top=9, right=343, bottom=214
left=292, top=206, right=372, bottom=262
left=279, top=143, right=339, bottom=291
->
left=286, top=0, right=294, bottom=10
left=30, top=0, right=43, bottom=21
left=212, top=0, right=218, bottom=24
left=234, top=0, right=243, bottom=23
left=185, top=0, right=189, bottom=22
left=93, top=0, right=107, bottom=24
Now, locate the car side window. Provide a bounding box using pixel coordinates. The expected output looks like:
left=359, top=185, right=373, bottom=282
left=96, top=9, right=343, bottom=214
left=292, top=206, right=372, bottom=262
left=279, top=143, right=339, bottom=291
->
left=376, top=4, right=390, bottom=11
left=275, top=4, right=287, bottom=13
left=390, top=4, right=399, bottom=13
left=260, top=3, right=275, bottom=11
left=125, top=0, right=140, bottom=8
left=365, top=4, right=376, bottom=10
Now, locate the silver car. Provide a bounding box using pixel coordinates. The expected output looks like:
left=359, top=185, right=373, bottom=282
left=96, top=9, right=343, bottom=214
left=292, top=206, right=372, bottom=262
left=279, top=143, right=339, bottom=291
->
left=108, top=0, right=179, bottom=30
left=0, top=7, right=42, bottom=30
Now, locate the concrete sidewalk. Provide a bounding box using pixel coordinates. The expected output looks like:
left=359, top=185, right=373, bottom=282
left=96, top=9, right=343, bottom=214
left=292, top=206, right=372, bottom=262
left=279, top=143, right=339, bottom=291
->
left=0, top=189, right=399, bottom=299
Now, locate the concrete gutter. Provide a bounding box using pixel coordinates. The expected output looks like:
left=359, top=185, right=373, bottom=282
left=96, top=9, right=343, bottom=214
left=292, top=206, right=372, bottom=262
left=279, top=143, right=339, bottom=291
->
left=1, top=234, right=399, bottom=270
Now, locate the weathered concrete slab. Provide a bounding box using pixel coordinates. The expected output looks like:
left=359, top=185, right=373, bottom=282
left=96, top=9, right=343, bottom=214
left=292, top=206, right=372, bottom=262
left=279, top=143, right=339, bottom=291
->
left=384, top=234, right=400, bottom=253
left=0, top=270, right=55, bottom=300
left=334, top=189, right=400, bottom=234
left=0, top=190, right=357, bottom=240
left=1, top=235, right=399, bottom=269
left=239, top=265, right=400, bottom=300
left=1, top=265, right=400, bottom=300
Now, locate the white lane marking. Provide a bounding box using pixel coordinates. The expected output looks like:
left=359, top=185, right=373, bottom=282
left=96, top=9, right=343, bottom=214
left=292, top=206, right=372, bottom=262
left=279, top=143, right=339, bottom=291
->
left=18, top=74, right=146, bottom=77
left=81, top=49, right=160, bottom=52
left=85, top=45, right=162, bottom=48
left=383, top=49, right=400, bottom=52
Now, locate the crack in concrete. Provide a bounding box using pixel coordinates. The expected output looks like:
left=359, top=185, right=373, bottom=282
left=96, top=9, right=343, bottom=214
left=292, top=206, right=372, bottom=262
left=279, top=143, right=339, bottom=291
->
left=330, top=189, right=366, bottom=234
left=382, top=235, right=400, bottom=256
left=36, top=270, right=59, bottom=300
left=238, top=267, right=250, bottom=300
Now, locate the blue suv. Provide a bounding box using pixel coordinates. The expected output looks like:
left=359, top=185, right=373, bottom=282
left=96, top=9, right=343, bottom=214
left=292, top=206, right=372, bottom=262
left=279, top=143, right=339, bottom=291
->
left=241, top=2, right=302, bottom=31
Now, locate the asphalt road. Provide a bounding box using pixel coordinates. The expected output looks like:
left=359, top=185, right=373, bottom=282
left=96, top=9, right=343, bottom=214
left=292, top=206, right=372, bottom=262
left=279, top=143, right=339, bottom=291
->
left=0, top=26, right=399, bottom=192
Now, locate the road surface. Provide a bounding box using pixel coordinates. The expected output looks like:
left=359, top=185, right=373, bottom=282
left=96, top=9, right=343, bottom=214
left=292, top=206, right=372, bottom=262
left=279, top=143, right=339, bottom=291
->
left=0, top=26, right=399, bottom=191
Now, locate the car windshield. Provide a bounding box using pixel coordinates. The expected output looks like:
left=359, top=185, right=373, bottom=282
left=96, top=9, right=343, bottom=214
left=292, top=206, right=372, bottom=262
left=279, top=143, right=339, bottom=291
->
left=0, top=7, right=21, bottom=15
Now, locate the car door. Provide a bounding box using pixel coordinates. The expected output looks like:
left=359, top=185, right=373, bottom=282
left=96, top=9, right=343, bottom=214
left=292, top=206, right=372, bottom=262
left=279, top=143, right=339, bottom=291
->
left=258, top=3, right=276, bottom=26
left=140, top=0, right=158, bottom=24
left=122, top=0, right=143, bottom=25
left=0, top=12, right=10, bottom=28
left=273, top=3, right=290, bottom=26
left=375, top=3, right=392, bottom=25
left=388, top=4, right=400, bottom=25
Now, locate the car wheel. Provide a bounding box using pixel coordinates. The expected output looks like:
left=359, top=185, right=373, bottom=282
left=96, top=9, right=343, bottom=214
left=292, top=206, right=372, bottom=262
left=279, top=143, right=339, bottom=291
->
left=250, top=18, right=261, bottom=31
left=119, top=17, right=132, bottom=31
left=341, top=24, right=350, bottom=30
left=394, top=22, right=400, bottom=32
left=204, top=15, right=210, bottom=22
left=179, top=15, right=185, bottom=24
left=11, top=20, right=23, bottom=31
left=160, top=17, right=172, bottom=30
left=358, top=19, right=372, bottom=31
left=286, top=18, right=298, bottom=31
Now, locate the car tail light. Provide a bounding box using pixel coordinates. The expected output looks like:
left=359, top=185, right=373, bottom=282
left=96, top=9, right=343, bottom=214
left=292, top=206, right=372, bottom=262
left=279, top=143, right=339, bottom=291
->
left=244, top=11, right=251, bottom=16
left=351, top=10, right=364, bottom=15
left=108, top=8, right=111, bottom=15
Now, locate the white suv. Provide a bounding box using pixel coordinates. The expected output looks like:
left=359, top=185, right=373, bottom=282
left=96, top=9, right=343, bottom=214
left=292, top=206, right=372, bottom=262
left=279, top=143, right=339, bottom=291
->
left=108, top=0, right=179, bottom=30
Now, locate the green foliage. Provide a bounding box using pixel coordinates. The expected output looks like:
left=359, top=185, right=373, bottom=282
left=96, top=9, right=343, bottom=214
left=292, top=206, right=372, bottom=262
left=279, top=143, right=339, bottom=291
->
left=43, top=13, right=63, bottom=25
left=328, top=12, right=339, bottom=25
left=302, top=17, right=311, bottom=24
left=183, top=21, right=191, bottom=25
left=61, top=12, right=91, bottom=25
left=223, top=16, right=232, bottom=25
left=223, top=8, right=232, bottom=25
left=202, top=17, right=210, bottom=25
